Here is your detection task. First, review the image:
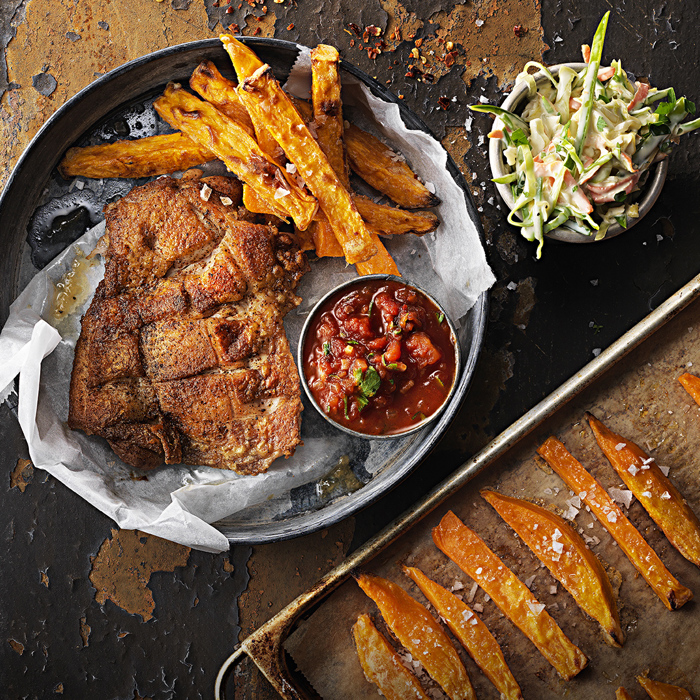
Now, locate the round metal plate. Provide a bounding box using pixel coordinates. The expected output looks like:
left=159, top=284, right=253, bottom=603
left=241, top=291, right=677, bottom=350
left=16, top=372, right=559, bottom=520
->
left=0, top=38, right=488, bottom=543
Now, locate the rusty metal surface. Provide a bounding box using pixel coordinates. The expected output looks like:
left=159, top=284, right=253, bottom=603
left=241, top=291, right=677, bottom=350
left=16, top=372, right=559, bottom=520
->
left=2, top=0, right=700, bottom=698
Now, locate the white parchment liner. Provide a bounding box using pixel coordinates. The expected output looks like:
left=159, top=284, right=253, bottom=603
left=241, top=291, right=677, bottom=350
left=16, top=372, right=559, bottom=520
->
left=0, top=51, right=495, bottom=553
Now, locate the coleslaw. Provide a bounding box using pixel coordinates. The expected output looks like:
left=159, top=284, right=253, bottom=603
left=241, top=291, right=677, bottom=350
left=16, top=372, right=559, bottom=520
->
left=472, top=12, right=700, bottom=257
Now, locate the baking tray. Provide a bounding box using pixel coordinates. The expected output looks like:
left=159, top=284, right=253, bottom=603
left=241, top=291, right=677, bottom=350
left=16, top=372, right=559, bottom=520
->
left=215, top=271, right=700, bottom=699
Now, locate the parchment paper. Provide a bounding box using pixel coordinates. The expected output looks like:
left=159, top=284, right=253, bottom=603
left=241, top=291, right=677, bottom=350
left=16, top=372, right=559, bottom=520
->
left=0, top=53, right=494, bottom=553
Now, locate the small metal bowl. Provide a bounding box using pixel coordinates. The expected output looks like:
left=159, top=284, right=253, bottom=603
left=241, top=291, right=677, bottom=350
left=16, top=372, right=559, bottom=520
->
left=488, top=62, right=669, bottom=243
left=297, top=274, right=461, bottom=440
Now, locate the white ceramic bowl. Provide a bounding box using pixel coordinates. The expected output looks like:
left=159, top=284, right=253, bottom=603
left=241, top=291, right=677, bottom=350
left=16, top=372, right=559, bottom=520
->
left=488, top=63, right=668, bottom=243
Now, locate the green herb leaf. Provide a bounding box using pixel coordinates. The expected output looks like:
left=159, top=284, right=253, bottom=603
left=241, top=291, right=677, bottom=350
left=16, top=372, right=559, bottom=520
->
left=368, top=299, right=374, bottom=317
left=596, top=116, right=607, bottom=132
left=382, top=354, right=399, bottom=370
left=613, top=191, right=627, bottom=203
left=615, top=215, right=628, bottom=229
left=412, top=412, right=426, bottom=421
left=435, top=376, right=444, bottom=388
left=356, top=394, right=368, bottom=410
left=322, top=341, right=330, bottom=356
left=510, top=128, right=529, bottom=147
left=359, top=366, right=381, bottom=398
left=436, top=312, right=445, bottom=324
left=343, top=396, right=349, bottom=419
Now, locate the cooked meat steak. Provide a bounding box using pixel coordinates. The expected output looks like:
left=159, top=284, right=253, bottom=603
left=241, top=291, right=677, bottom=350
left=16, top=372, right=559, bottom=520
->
left=69, top=174, right=309, bottom=474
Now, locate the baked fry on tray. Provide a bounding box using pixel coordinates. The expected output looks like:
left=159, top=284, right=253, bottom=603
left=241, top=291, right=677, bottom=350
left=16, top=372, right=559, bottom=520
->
left=356, top=573, right=476, bottom=700
left=403, top=566, right=523, bottom=700
left=352, top=614, right=429, bottom=700
left=587, top=412, right=700, bottom=568
left=481, top=489, right=624, bottom=647
left=538, top=436, right=693, bottom=610
left=637, top=676, right=695, bottom=700
left=433, top=510, right=588, bottom=680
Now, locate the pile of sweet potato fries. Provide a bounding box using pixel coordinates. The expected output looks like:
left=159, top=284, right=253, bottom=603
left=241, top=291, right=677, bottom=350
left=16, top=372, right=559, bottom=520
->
left=352, top=374, right=700, bottom=699
left=58, top=37, right=441, bottom=276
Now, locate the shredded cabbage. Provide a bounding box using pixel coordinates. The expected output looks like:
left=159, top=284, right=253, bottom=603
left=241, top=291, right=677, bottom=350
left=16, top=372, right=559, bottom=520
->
left=470, top=11, right=700, bottom=257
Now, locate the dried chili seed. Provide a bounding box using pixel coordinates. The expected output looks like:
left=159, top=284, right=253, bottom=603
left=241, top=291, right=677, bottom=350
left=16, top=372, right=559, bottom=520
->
left=438, top=96, right=450, bottom=110
left=348, top=22, right=362, bottom=37
left=253, top=26, right=261, bottom=35
left=514, top=24, right=528, bottom=37
left=415, top=38, right=423, bottom=48
left=287, top=23, right=294, bottom=30
left=230, top=22, right=240, bottom=32
left=367, top=47, right=380, bottom=59
left=444, top=50, right=458, bottom=68
left=226, top=6, right=233, bottom=12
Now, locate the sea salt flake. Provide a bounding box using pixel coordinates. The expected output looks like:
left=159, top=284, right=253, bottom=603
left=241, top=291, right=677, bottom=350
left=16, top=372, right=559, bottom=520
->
left=550, top=585, right=558, bottom=594
left=200, top=183, right=212, bottom=201
left=615, top=442, right=626, bottom=451
left=661, top=491, right=671, bottom=500
left=592, top=348, right=602, bottom=357
left=425, top=181, right=436, bottom=193
left=606, top=511, right=618, bottom=523
left=274, top=187, right=290, bottom=199
left=552, top=540, right=564, bottom=554
left=475, top=567, right=483, bottom=575
left=659, top=465, right=670, bottom=476
left=470, top=618, right=478, bottom=625
left=628, top=464, right=639, bottom=476
left=543, top=488, right=553, bottom=495
left=578, top=491, right=587, bottom=500
left=483, top=594, right=490, bottom=603
left=552, top=529, right=562, bottom=540
left=462, top=610, right=473, bottom=622
left=642, top=491, right=652, bottom=498
left=220, top=196, right=233, bottom=206
left=473, top=603, right=484, bottom=613
left=285, top=162, right=297, bottom=174
left=468, top=582, right=478, bottom=603
left=75, top=180, right=85, bottom=190
left=527, top=601, right=546, bottom=615
left=506, top=281, right=517, bottom=291
left=475, top=18, right=484, bottom=26
left=609, top=488, right=634, bottom=509
left=524, top=575, right=536, bottom=589
left=451, top=580, right=464, bottom=592
left=564, top=505, right=580, bottom=520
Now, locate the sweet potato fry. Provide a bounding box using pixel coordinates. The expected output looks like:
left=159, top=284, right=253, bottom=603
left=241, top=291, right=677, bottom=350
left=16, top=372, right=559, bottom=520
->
left=354, top=195, right=439, bottom=237
left=153, top=83, right=317, bottom=230
left=617, top=689, right=634, bottom=700
left=188, top=60, right=254, bottom=136
left=356, top=573, right=475, bottom=700
left=587, top=412, right=700, bottom=568
left=356, top=235, right=400, bottom=276
left=219, top=34, right=286, bottom=163
left=403, top=566, right=523, bottom=700
left=481, top=489, right=624, bottom=647
left=433, top=511, right=588, bottom=680
left=238, top=65, right=376, bottom=264
left=310, top=215, right=343, bottom=257
left=538, top=437, right=693, bottom=610
left=679, top=372, right=700, bottom=406
left=637, top=676, right=695, bottom=700
left=57, top=132, right=212, bottom=180
left=242, top=184, right=277, bottom=216
left=344, top=124, right=440, bottom=209
left=311, top=44, right=350, bottom=188
left=352, top=614, right=430, bottom=700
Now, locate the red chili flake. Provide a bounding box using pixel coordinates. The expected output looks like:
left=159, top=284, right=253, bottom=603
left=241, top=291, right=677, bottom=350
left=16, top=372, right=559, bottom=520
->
left=438, top=96, right=450, bottom=110
left=253, top=26, right=261, bottom=35
left=226, top=6, right=234, bottom=12
left=405, top=65, right=420, bottom=79
left=230, top=23, right=240, bottom=32
left=238, top=2, right=242, bottom=7
left=367, top=47, right=380, bottom=59
left=348, top=22, right=362, bottom=37
left=444, top=50, right=458, bottom=68
left=350, top=39, right=355, bottom=47
left=423, top=72, right=435, bottom=84
left=262, top=5, right=268, bottom=13
left=287, top=23, right=295, bottom=30
left=414, top=38, right=423, bottom=48
left=212, top=0, right=219, bottom=6
left=392, top=27, right=401, bottom=41
left=514, top=25, right=528, bottom=38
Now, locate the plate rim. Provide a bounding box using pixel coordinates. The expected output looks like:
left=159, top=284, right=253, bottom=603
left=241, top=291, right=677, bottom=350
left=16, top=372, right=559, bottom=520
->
left=0, top=36, right=489, bottom=544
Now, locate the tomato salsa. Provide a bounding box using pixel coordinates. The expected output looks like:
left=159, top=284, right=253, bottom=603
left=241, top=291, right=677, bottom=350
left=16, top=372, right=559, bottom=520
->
left=302, top=278, right=458, bottom=436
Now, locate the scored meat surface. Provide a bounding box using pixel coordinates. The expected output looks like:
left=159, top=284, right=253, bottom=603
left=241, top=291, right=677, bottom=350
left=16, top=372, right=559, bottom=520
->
left=68, top=174, right=309, bottom=474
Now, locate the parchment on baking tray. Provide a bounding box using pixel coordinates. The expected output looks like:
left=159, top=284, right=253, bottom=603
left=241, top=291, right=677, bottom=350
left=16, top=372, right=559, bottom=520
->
left=0, top=56, right=495, bottom=553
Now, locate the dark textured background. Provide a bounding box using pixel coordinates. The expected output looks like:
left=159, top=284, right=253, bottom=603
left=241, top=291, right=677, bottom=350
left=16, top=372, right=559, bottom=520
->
left=1, top=1, right=699, bottom=697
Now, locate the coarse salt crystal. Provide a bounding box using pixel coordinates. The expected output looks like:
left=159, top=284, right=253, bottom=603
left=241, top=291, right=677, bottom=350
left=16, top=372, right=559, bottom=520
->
left=524, top=575, right=536, bottom=589
left=607, top=511, right=618, bottom=523
left=483, top=594, right=490, bottom=603
left=220, top=196, right=233, bottom=206
left=552, top=529, right=562, bottom=540
left=609, top=488, right=634, bottom=509
left=588, top=522, right=594, bottom=528
left=564, top=505, right=580, bottom=521
left=451, top=580, right=464, bottom=591
left=615, top=442, right=626, bottom=451
left=550, top=585, right=557, bottom=594
left=285, top=162, right=297, bottom=174
left=592, top=348, right=602, bottom=357
left=468, top=582, right=478, bottom=603
left=470, top=618, right=478, bottom=625
left=506, top=281, right=517, bottom=291
left=527, top=601, right=545, bottom=615
left=552, top=540, right=564, bottom=554
left=642, top=491, right=652, bottom=498
left=661, top=491, right=671, bottom=500
left=479, top=95, right=489, bottom=103
left=659, top=465, right=670, bottom=476
left=75, top=180, right=85, bottom=190
left=628, top=464, right=639, bottom=476
left=462, top=610, right=473, bottom=622
left=473, top=603, right=484, bottom=613
left=475, top=567, right=483, bottom=575
left=579, top=491, right=587, bottom=500
left=200, top=183, right=212, bottom=201
left=274, top=187, right=290, bottom=199
left=475, top=18, right=484, bottom=26
left=543, top=488, right=553, bottom=495
left=425, top=181, right=436, bottom=194
left=533, top=523, right=538, bottom=530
